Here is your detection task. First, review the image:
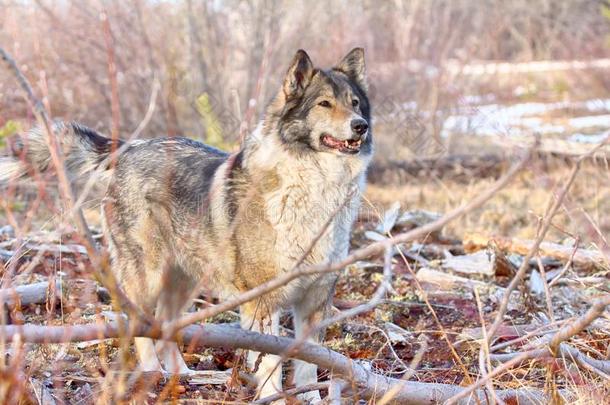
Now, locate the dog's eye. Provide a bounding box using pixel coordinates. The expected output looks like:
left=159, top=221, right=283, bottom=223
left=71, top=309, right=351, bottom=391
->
left=352, top=99, right=359, bottom=107
left=318, top=100, right=332, bottom=108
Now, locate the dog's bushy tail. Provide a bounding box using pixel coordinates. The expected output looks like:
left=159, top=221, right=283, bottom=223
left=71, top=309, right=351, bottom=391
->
left=0, top=121, right=123, bottom=185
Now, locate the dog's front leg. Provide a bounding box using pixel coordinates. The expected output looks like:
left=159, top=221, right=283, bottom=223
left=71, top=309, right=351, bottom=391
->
left=292, top=301, right=326, bottom=404
left=241, top=302, right=284, bottom=403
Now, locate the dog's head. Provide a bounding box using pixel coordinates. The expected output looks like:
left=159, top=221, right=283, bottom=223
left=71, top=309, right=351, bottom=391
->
left=266, top=48, right=372, bottom=158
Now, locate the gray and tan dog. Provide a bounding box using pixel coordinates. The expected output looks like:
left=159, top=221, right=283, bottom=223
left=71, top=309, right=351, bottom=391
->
left=1, top=48, right=373, bottom=402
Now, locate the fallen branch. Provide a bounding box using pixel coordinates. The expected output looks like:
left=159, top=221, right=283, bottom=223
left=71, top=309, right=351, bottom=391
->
left=464, top=233, right=608, bottom=269
left=415, top=267, right=490, bottom=290
left=0, top=321, right=553, bottom=404
left=368, top=137, right=610, bottom=186
left=368, top=154, right=506, bottom=184
left=0, top=280, right=62, bottom=308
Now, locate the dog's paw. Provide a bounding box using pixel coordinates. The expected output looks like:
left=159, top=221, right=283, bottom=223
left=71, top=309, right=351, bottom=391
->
left=164, top=365, right=194, bottom=376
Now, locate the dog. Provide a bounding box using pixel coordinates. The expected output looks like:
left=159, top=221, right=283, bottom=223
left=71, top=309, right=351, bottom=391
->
left=1, top=48, right=373, bottom=403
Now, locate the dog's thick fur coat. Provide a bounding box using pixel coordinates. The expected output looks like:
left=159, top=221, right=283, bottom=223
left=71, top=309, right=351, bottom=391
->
left=1, top=48, right=373, bottom=402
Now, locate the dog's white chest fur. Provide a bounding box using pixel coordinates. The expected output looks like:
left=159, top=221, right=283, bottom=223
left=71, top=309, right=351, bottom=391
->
left=239, top=132, right=370, bottom=304
left=264, top=153, right=365, bottom=289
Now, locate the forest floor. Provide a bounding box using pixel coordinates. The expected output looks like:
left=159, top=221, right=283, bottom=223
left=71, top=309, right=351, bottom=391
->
left=1, top=155, right=608, bottom=404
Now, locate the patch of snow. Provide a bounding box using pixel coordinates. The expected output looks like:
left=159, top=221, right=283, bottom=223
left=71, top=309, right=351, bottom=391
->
left=460, top=94, right=496, bottom=105
left=567, top=132, right=609, bottom=144
left=568, top=114, right=610, bottom=129
left=584, top=99, right=610, bottom=112
left=442, top=98, right=610, bottom=141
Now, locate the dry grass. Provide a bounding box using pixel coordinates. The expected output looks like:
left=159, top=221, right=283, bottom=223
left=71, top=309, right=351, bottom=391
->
left=367, top=162, right=610, bottom=244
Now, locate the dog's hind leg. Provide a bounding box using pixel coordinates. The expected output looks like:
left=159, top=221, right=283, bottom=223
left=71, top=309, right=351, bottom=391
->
left=241, top=301, right=284, bottom=403
left=118, top=261, right=164, bottom=373
left=154, top=267, right=194, bottom=374
left=103, top=197, right=178, bottom=374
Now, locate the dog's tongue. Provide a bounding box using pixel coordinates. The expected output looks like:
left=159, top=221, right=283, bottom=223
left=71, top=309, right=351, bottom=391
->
left=323, top=134, right=343, bottom=148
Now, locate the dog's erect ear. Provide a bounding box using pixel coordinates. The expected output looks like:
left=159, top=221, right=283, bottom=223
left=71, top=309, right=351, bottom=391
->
left=334, top=47, right=367, bottom=90
left=283, top=49, right=314, bottom=100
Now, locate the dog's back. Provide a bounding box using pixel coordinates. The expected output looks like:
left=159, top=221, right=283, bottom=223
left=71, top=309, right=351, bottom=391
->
left=102, top=138, right=229, bottom=308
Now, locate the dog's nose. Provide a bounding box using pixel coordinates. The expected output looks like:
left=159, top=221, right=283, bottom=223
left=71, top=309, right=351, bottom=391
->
left=351, top=119, right=368, bottom=137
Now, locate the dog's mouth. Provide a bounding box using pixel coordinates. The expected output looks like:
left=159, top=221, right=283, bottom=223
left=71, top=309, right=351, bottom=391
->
left=320, top=134, right=361, bottom=154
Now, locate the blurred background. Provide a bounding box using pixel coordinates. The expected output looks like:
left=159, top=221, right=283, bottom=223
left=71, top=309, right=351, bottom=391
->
left=1, top=0, right=609, bottom=241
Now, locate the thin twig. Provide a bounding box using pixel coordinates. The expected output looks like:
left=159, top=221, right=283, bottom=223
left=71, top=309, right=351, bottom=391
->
left=376, top=335, right=429, bottom=405
left=0, top=47, right=95, bottom=250
left=490, top=319, right=568, bottom=352
left=475, top=287, right=503, bottom=405
left=548, top=239, right=580, bottom=288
